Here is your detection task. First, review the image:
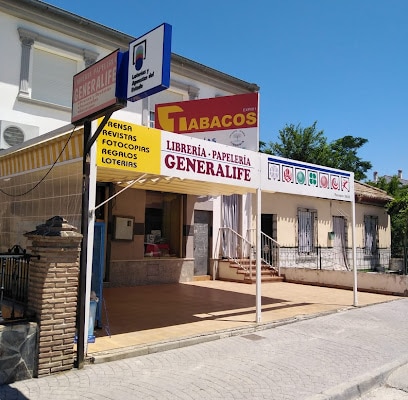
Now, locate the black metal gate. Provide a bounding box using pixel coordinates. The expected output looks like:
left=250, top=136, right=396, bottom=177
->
left=0, top=245, right=38, bottom=321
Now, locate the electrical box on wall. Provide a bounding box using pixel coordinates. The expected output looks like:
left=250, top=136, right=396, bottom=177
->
left=113, top=216, right=134, bottom=240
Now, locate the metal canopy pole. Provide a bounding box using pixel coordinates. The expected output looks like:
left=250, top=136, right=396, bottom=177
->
left=76, top=112, right=112, bottom=368
left=352, top=195, right=358, bottom=306
left=76, top=119, right=91, bottom=369
left=256, top=187, right=262, bottom=323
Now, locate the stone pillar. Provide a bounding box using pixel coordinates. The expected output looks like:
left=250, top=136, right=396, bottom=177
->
left=17, top=27, right=37, bottom=97
left=24, top=216, right=82, bottom=378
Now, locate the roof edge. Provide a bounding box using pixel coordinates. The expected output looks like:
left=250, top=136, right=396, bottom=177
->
left=0, top=0, right=259, bottom=91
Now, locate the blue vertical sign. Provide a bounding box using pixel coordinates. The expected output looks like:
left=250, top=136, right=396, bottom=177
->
left=127, top=23, right=172, bottom=102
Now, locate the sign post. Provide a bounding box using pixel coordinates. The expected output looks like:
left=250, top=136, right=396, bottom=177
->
left=72, top=23, right=171, bottom=369
left=72, top=49, right=128, bottom=369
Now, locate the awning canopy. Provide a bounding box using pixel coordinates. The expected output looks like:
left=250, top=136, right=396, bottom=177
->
left=0, top=125, right=255, bottom=196
left=0, top=126, right=83, bottom=177
left=1, top=122, right=356, bottom=200
left=97, top=168, right=255, bottom=196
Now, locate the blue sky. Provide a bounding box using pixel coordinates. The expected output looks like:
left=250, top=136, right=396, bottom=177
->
left=46, top=0, right=407, bottom=180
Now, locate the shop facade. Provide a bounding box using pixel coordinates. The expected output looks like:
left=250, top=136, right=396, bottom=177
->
left=0, top=121, right=392, bottom=284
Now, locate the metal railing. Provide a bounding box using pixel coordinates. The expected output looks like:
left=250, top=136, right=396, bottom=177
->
left=246, top=229, right=281, bottom=276
left=260, top=232, right=280, bottom=276
left=215, top=227, right=254, bottom=277
left=214, top=228, right=282, bottom=279
left=277, top=246, right=392, bottom=272
left=0, top=245, right=38, bottom=321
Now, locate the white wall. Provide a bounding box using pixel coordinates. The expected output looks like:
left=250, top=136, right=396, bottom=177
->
left=282, top=267, right=408, bottom=296
left=0, top=4, right=258, bottom=271
left=0, top=9, right=241, bottom=137
left=0, top=11, right=112, bottom=134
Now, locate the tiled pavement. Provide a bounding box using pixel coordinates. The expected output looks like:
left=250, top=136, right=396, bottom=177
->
left=87, top=280, right=398, bottom=361
left=1, top=282, right=408, bottom=400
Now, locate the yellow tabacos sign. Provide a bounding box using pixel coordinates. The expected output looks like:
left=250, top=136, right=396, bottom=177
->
left=96, top=118, right=161, bottom=174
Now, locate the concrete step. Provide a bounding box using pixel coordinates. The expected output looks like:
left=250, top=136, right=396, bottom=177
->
left=217, top=259, right=282, bottom=284
left=243, top=275, right=285, bottom=284
left=223, top=259, right=281, bottom=284
left=236, top=268, right=276, bottom=276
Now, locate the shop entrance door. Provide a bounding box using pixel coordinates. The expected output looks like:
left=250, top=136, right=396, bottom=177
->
left=261, top=214, right=274, bottom=238
left=194, top=210, right=212, bottom=276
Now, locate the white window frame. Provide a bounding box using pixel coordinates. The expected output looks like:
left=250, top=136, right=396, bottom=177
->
left=149, top=111, right=156, bottom=128
left=17, top=27, right=99, bottom=111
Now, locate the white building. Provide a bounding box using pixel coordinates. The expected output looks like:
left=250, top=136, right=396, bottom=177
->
left=0, top=1, right=394, bottom=374
left=0, top=0, right=261, bottom=283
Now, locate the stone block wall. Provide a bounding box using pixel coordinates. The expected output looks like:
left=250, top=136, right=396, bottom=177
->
left=107, top=258, right=194, bottom=287
left=281, top=267, right=408, bottom=296
left=0, top=322, right=37, bottom=385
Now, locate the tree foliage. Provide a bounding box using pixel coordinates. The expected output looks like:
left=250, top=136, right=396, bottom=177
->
left=328, top=136, right=372, bottom=181
left=368, top=176, right=408, bottom=259
left=260, top=121, right=372, bottom=180
left=370, top=176, right=408, bottom=198
left=387, top=196, right=408, bottom=259
left=260, top=122, right=331, bottom=166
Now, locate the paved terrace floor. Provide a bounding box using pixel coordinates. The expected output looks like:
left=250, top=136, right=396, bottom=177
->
left=87, top=280, right=399, bottom=361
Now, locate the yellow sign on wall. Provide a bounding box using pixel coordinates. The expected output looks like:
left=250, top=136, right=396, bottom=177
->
left=96, top=118, right=161, bottom=174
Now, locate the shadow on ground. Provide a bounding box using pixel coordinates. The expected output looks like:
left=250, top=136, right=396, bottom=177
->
left=96, top=283, right=308, bottom=336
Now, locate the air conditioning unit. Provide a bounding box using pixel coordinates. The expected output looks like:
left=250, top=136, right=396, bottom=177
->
left=0, top=120, right=39, bottom=150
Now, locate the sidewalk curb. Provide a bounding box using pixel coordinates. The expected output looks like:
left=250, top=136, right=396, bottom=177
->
left=306, top=355, right=408, bottom=400
left=89, top=308, right=347, bottom=364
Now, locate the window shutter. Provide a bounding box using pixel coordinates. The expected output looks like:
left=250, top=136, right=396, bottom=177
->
left=32, top=48, right=77, bottom=107
left=364, top=215, right=378, bottom=255
left=298, top=209, right=317, bottom=254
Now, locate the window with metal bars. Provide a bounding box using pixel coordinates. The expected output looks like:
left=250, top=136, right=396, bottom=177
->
left=297, top=208, right=317, bottom=254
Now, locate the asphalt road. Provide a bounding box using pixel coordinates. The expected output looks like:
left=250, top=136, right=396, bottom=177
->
left=357, top=363, right=408, bottom=399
